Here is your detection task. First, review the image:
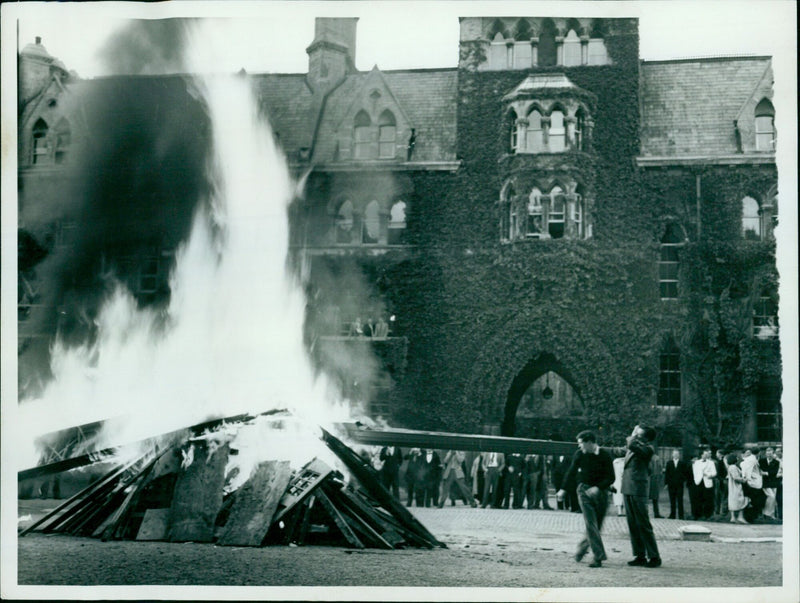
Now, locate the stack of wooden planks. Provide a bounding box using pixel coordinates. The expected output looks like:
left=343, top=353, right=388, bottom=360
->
left=20, top=424, right=445, bottom=550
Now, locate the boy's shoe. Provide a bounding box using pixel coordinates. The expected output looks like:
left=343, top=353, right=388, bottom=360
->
left=627, top=557, right=647, bottom=566
left=645, top=557, right=662, bottom=568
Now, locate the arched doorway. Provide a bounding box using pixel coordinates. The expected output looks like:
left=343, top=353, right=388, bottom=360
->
left=502, top=352, right=586, bottom=438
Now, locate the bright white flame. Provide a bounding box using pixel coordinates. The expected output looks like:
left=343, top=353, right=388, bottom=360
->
left=17, top=20, right=355, bottom=470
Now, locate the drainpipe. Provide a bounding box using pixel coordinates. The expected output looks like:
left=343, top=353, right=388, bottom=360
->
left=695, top=172, right=702, bottom=240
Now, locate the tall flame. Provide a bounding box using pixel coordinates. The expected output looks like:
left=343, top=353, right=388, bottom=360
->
left=17, top=20, right=353, bottom=471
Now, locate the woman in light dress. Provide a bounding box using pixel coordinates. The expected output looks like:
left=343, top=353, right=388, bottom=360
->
left=726, top=452, right=748, bottom=523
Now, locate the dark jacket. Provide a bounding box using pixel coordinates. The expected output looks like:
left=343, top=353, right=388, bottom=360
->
left=609, top=438, right=655, bottom=497
left=665, top=458, right=690, bottom=487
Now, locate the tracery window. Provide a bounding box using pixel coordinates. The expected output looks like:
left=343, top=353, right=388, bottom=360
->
left=388, top=200, right=407, bottom=244
left=525, top=109, right=543, bottom=152
left=562, top=29, right=582, bottom=66
left=32, top=118, right=49, bottom=165
left=353, top=111, right=373, bottom=160
left=741, top=196, right=761, bottom=240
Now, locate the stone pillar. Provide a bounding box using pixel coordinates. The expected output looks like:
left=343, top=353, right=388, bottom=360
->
left=541, top=115, right=551, bottom=146
left=555, top=36, right=564, bottom=65
left=530, top=38, right=539, bottom=67
left=580, top=35, right=590, bottom=65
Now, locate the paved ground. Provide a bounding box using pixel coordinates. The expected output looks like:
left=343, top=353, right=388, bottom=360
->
left=13, top=498, right=789, bottom=599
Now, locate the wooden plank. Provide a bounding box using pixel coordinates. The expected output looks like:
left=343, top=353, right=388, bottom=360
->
left=321, top=429, right=445, bottom=548
left=314, top=489, right=364, bottom=549
left=336, top=422, right=577, bottom=456
left=135, top=508, right=171, bottom=540
left=293, top=495, right=315, bottom=545
left=324, top=486, right=393, bottom=549
left=271, top=458, right=333, bottom=524
left=167, top=441, right=229, bottom=543
left=217, top=460, right=292, bottom=547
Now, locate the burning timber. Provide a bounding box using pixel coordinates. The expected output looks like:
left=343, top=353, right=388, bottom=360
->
left=19, top=419, right=446, bottom=550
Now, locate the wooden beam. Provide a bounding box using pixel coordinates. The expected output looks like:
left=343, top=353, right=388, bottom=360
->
left=314, top=488, right=365, bottom=549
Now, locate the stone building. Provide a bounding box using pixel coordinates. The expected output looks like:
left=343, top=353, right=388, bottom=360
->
left=17, top=17, right=781, bottom=450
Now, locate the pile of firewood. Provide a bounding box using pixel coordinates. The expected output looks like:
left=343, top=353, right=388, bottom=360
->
left=20, top=427, right=444, bottom=550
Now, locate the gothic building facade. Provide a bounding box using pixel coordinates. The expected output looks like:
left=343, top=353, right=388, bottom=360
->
left=17, top=17, right=781, bottom=449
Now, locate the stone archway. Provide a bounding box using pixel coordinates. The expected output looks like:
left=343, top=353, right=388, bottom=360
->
left=503, top=352, right=586, bottom=438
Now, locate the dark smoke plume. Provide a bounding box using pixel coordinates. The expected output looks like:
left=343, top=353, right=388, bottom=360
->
left=99, top=19, right=197, bottom=75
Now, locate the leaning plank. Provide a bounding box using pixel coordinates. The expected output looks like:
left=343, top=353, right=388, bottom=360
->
left=314, top=488, right=364, bottom=549
left=321, top=428, right=446, bottom=548
left=167, top=441, right=229, bottom=543
left=324, top=487, right=393, bottom=549
left=217, top=460, right=292, bottom=547
left=135, top=508, right=171, bottom=541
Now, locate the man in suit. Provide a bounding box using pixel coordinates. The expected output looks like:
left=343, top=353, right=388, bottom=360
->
left=419, top=449, right=441, bottom=507
left=664, top=449, right=689, bottom=519
left=693, top=449, right=717, bottom=519
left=714, top=449, right=729, bottom=518
left=481, top=451, right=502, bottom=508
left=524, top=454, right=549, bottom=509
left=438, top=450, right=476, bottom=508
left=609, top=425, right=662, bottom=568
left=379, top=446, right=404, bottom=498
left=502, top=452, right=525, bottom=509
left=759, top=447, right=780, bottom=520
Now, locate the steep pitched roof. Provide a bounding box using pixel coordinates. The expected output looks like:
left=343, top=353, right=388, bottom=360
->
left=250, top=74, right=316, bottom=155
left=313, top=68, right=458, bottom=163
left=639, top=56, right=772, bottom=157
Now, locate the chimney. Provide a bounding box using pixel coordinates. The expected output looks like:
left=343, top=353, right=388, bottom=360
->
left=306, top=18, right=358, bottom=94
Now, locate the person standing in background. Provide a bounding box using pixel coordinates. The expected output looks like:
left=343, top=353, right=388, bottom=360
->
left=379, top=445, right=404, bottom=498
left=419, top=449, right=441, bottom=507
left=481, top=451, right=501, bottom=508
left=664, top=450, right=689, bottom=519
left=759, top=447, right=780, bottom=521
left=649, top=453, right=664, bottom=518
left=438, top=450, right=476, bottom=508
left=714, top=449, right=728, bottom=518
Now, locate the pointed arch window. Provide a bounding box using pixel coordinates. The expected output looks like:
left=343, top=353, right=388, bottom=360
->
left=741, top=196, right=761, bottom=240
left=563, top=29, right=582, bottom=66
left=754, top=99, right=775, bottom=152
left=378, top=110, right=397, bottom=159
left=658, top=336, right=681, bottom=407
left=363, top=200, right=381, bottom=244
left=353, top=111, right=373, bottom=160
left=508, top=109, right=519, bottom=152
left=525, top=109, right=544, bottom=152
left=32, top=118, right=49, bottom=164
left=538, top=20, right=557, bottom=67
left=336, top=199, right=355, bottom=243
left=490, top=31, right=508, bottom=69
left=659, top=224, right=683, bottom=299
left=548, top=186, right=565, bottom=238
left=388, top=200, right=407, bottom=245
left=549, top=110, right=565, bottom=152
left=574, top=108, right=585, bottom=151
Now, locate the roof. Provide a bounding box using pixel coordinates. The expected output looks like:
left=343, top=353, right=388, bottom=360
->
left=251, top=74, right=316, bottom=154
left=639, top=56, right=772, bottom=157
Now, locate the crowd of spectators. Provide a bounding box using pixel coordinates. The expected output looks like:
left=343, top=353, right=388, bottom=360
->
left=357, top=444, right=783, bottom=524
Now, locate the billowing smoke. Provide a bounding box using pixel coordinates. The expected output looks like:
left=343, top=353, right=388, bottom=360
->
left=98, top=19, right=195, bottom=76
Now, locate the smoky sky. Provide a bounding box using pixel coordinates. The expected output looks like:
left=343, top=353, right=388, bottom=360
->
left=99, top=19, right=196, bottom=76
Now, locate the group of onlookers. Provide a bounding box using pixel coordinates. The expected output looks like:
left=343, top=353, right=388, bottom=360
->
left=656, top=445, right=782, bottom=523
left=359, top=446, right=583, bottom=511
left=359, top=443, right=782, bottom=525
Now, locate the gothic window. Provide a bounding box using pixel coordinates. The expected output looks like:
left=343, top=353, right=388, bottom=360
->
left=508, top=109, right=519, bottom=152
left=753, top=293, right=779, bottom=339
left=363, top=200, right=381, bottom=244
left=526, top=188, right=544, bottom=238
left=659, top=224, right=683, bottom=299
left=563, top=29, right=582, bottom=66
left=571, top=190, right=584, bottom=237
left=549, top=110, right=566, bottom=152
left=538, top=19, right=557, bottom=67
left=513, top=19, right=533, bottom=68
left=754, top=98, right=775, bottom=151
left=755, top=377, right=782, bottom=442
left=32, top=118, right=49, bottom=164
left=658, top=336, right=681, bottom=407
left=388, top=200, right=407, bottom=244
left=490, top=31, right=508, bottom=69
left=501, top=182, right=517, bottom=240
left=54, top=118, right=71, bottom=164
left=353, top=111, right=373, bottom=160
left=741, top=196, right=761, bottom=240
left=548, top=186, right=565, bottom=238
left=525, top=109, right=543, bottom=152
left=378, top=110, right=396, bottom=159
left=588, top=20, right=610, bottom=65
left=335, top=200, right=355, bottom=243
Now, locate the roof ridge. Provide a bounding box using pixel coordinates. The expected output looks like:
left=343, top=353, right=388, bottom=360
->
left=642, top=55, right=771, bottom=65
